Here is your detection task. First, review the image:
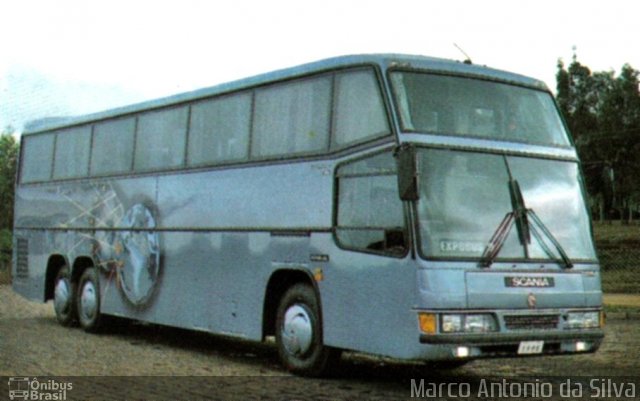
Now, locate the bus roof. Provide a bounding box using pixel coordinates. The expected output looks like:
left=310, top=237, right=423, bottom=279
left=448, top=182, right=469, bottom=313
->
left=23, top=54, right=547, bottom=135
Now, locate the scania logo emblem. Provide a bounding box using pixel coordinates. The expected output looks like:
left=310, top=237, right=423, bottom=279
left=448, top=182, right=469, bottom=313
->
left=504, top=276, right=555, bottom=288
left=527, top=293, right=537, bottom=309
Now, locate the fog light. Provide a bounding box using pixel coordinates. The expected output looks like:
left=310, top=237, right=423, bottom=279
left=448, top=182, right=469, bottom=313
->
left=576, top=341, right=587, bottom=352
left=455, top=346, right=470, bottom=358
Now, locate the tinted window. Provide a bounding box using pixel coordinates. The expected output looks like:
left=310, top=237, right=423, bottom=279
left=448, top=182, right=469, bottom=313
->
left=336, top=152, right=406, bottom=255
left=509, top=157, right=596, bottom=260
left=333, top=70, right=390, bottom=147
left=188, top=93, right=251, bottom=165
left=252, top=76, right=331, bottom=158
left=417, top=150, right=513, bottom=259
left=416, top=149, right=596, bottom=261
left=91, top=118, right=135, bottom=175
left=390, top=72, right=570, bottom=146
left=135, top=107, right=188, bottom=171
left=53, top=126, right=91, bottom=179
left=21, top=134, right=55, bottom=183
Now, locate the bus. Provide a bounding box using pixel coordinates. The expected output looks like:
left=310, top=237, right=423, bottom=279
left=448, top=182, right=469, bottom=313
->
left=12, top=54, right=604, bottom=376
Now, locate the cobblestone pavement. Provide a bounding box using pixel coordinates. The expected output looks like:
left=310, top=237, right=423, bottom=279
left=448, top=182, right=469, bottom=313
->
left=1, top=285, right=639, bottom=400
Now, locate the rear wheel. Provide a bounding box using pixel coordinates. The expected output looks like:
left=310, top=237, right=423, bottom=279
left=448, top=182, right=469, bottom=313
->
left=77, top=267, right=102, bottom=332
left=53, top=266, right=77, bottom=326
left=275, top=283, right=340, bottom=376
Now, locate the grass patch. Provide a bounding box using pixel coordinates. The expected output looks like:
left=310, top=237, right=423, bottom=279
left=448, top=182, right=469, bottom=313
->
left=0, top=266, right=10, bottom=285
left=593, top=221, right=640, bottom=244
left=604, top=304, right=640, bottom=314
left=600, top=268, right=640, bottom=293
left=593, top=222, right=640, bottom=294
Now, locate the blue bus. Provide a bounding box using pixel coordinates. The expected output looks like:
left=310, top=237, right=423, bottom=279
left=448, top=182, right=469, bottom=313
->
left=13, top=54, right=603, bottom=376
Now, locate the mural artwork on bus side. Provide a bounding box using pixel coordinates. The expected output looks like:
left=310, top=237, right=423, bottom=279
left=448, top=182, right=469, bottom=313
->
left=87, top=184, right=161, bottom=307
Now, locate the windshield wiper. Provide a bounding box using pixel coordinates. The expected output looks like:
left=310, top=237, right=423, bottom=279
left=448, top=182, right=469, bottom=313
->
left=527, top=210, right=573, bottom=268
left=479, top=211, right=515, bottom=267
left=480, top=178, right=573, bottom=268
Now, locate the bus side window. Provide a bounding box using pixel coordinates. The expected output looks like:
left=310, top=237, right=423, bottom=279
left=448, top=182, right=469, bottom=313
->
left=20, top=133, right=55, bottom=183
left=134, top=106, right=188, bottom=171
left=91, top=117, right=136, bottom=176
left=335, top=152, right=406, bottom=256
left=251, top=76, right=331, bottom=158
left=53, top=126, right=92, bottom=180
left=188, top=93, right=251, bottom=166
left=333, top=70, right=390, bottom=148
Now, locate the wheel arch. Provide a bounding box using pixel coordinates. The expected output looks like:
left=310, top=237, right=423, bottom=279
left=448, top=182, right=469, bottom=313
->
left=262, top=268, right=320, bottom=340
left=44, top=254, right=97, bottom=302
left=71, top=256, right=97, bottom=283
left=44, top=254, right=69, bottom=302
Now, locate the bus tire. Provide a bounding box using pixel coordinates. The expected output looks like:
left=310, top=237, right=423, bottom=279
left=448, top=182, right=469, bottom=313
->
left=53, top=266, right=77, bottom=326
left=77, top=267, right=102, bottom=332
left=275, top=283, right=340, bottom=376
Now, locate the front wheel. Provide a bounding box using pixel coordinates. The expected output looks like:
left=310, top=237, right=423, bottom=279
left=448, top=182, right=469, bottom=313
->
left=77, top=267, right=103, bottom=332
left=275, top=283, right=340, bottom=376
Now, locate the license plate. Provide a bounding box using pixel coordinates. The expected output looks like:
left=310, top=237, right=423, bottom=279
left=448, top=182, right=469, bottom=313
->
left=518, top=341, right=544, bottom=355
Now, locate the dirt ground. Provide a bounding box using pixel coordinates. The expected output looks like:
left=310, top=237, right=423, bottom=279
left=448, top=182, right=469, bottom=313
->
left=2, top=285, right=640, bottom=400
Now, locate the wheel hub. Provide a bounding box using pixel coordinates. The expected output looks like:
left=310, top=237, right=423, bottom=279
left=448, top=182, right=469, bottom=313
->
left=80, top=281, right=98, bottom=321
left=54, top=279, right=71, bottom=315
left=282, top=304, right=313, bottom=356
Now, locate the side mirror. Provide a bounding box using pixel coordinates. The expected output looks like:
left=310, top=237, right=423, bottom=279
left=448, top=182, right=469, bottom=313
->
left=394, top=144, right=419, bottom=201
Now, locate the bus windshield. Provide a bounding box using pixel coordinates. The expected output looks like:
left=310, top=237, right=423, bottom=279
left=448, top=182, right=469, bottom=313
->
left=390, top=72, right=571, bottom=147
left=416, top=148, right=597, bottom=262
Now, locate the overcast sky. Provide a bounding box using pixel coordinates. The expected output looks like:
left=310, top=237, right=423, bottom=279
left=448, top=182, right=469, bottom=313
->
left=1, top=0, right=639, bottom=132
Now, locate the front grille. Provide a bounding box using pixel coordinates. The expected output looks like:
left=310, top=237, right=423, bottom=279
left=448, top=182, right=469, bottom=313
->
left=16, top=238, right=29, bottom=279
left=504, top=314, right=559, bottom=330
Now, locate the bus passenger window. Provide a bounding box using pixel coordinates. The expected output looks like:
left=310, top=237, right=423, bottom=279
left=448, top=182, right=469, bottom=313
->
left=91, top=118, right=135, bottom=176
left=134, top=106, right=188, bottom=171
left=188, top=93, right=251, bottom=166
left=20, top=134, right=55, bottom=183
left=252, top=76, right=331, bottom=158
left=53, top=126, right=92, bottom=180
left=333, top=70, right=390, bottom=148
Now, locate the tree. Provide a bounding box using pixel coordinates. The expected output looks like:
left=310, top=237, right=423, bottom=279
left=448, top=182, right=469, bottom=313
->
left=557, top=56, right=608, bottom=218
left=0, top=126, right=19, bottom=268
left=597, top=64, right=640, bottom=221
left=557, top=55, right=640, bottom=221
left=556, top=55, right=599, bottom=144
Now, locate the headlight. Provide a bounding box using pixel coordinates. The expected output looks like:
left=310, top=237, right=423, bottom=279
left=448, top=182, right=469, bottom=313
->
left=441, top=315, right=463, bottom=333
left=566, top=311, right=600, bottom=329
left=441, top=314, right=498, bottom=333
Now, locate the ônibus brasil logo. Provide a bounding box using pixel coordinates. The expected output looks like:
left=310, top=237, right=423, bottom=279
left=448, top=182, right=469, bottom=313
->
left=8, top=377, right=72, bottom=400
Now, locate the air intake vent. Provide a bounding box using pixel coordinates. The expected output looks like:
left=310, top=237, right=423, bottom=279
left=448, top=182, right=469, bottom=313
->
left=15, top=238, right=29, bottom=279
left=504, top=314, right=559, bottom=330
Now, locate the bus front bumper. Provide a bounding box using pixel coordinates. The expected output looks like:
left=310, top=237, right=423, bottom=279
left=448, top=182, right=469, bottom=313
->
left=419, top=329, right=604, bottom=358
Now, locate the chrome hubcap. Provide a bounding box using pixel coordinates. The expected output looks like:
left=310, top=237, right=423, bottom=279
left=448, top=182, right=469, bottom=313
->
left=54, top=279, right=70, bottom=316
left=80, top=280, right=98, bottom=322
left=282, top=304, right=313, bottom=356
